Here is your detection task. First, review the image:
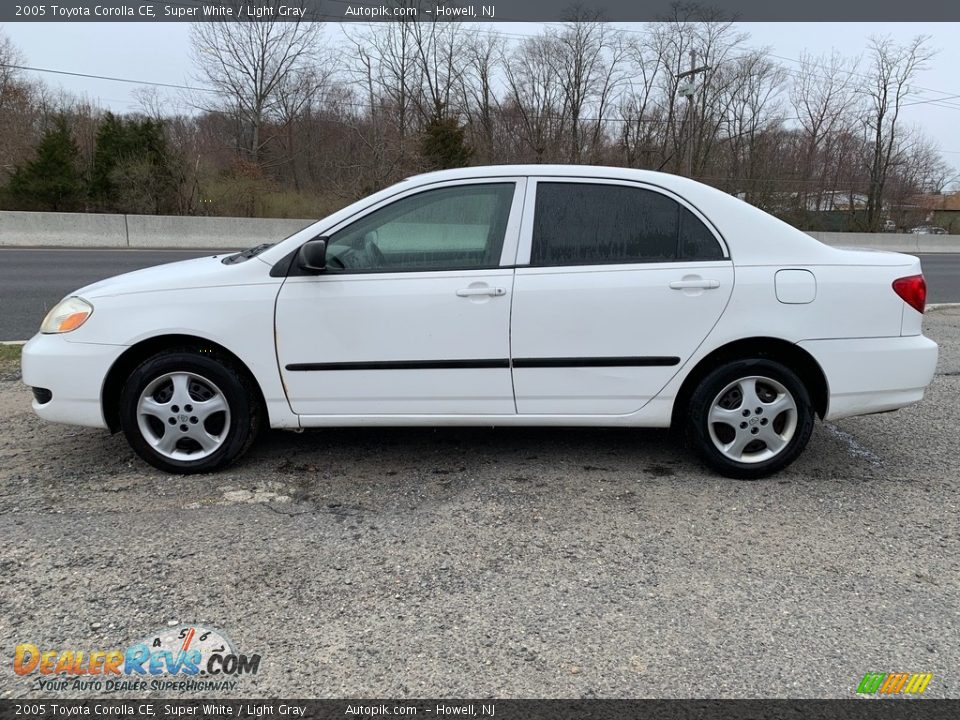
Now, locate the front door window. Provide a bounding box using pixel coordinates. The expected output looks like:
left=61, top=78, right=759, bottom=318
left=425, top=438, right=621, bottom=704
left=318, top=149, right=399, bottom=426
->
left=326, top=183, right=516, bottom=272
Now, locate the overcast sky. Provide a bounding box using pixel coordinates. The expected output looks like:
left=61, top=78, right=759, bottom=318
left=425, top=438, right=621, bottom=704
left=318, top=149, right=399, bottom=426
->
left=5, top=22, right=960, bottom=180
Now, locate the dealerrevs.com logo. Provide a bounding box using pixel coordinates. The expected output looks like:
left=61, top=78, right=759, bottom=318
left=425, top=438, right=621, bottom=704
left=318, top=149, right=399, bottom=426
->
left=14, top=625, right=261, bottom=693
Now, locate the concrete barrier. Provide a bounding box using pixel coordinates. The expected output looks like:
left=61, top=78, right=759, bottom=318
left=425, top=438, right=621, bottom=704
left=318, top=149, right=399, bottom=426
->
left=807, top=231, right=960, bottom=254
left=808, top=231, right=917, bottom=253
left=1, top=210, right=958, bottom=253
left=124, top=214, right=315, bottom=249
left=910, top=234, right=960, bottom=254
left=0, top=210, right=127, bottom=247
left=0, top=210, right=315, bottom=249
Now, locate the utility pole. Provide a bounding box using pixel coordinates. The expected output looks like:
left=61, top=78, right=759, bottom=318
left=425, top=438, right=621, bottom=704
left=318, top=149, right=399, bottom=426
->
left=676, top=50, right=710, bottom=178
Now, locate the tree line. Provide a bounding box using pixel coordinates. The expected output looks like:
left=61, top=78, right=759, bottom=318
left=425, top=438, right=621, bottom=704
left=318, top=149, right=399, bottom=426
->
left=0, top=3, right=953, bottom=231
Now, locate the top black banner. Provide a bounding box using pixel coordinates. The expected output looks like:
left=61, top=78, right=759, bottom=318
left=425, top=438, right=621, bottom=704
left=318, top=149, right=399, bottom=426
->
left=4, top=0, right=960, bottom=23
left=1, top=701, right=960, bottom=720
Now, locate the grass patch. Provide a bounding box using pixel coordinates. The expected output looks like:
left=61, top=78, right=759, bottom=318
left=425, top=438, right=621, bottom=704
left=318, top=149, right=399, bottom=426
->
left=0, top=344, right=22, bottom=373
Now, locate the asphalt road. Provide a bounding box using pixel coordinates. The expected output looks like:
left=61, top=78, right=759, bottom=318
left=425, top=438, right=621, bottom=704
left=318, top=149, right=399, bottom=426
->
left=922, top=253, right=960, bottom=305
left=1, top=307, right=958, bottom=699
left=0, top=248, right=221, bottom=341
left=0, top=248, right=957, bottom=341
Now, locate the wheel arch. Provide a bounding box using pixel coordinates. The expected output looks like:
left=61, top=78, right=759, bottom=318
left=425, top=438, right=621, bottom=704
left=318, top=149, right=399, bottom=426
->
left=101, top=334, right=267, bottom=433
left=670, top=337, right=829, bottom=429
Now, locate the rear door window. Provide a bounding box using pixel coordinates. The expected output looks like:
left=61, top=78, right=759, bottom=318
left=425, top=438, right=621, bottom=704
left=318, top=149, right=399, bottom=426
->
left=531, top=182, right=724, bottom=266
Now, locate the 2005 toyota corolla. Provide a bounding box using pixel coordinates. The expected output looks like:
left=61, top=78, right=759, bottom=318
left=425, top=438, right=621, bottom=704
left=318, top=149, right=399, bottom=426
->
left=22, top=166, right=939, bottom=478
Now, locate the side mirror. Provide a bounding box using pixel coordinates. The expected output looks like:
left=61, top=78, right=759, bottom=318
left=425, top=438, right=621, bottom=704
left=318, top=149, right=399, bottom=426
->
left=298, top=238, right=328, bottom=273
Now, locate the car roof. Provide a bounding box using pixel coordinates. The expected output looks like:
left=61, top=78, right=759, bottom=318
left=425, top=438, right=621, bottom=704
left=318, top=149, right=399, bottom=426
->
left=408, top=164, right=663, bottom=178
left=400, top=164, right=722, bottom=210
left=403, top=164, right=689, bottom=187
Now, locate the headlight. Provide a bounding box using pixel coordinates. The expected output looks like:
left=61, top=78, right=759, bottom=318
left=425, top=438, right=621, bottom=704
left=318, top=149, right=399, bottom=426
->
left=41, top=297, right=93, bottom=334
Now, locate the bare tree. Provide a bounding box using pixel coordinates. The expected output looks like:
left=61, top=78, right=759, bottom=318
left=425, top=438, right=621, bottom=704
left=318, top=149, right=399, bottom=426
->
left=274, top=56, right=336, bottom=190
left=0, top=32, right=25, bottom=114
left=409, top=19, right=470, bottom=122
left=0, top=31, right=44, bottom=174
left=501, top=34, right=566, bottom=162
left=885, top=130, right=950, bottom=228
left=860, top=35, right=935, bottom=230
left=645, top=7, right=749, bottom=175
left=342, top=14, right=430, bottom=187
left=618, top=31, right=668, bottom=168
left=548, top=10, right=625, bottom=162
left=459, top=32, right=504, bottom=162
left=789, top=51, right=862, bottom=214
left=718, top=50, right=787, bottom=203
left=684, top=18, right=751, bottom=177
left=133, top=87, right=176, bottom=121
left=189, top=0, right=321, bottom=166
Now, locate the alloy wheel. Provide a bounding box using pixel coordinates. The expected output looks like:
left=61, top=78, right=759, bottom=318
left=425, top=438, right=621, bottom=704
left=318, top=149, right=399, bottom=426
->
left=135, top=371, right=231, bottom=462
left=706, top=375, right=798, bottom=464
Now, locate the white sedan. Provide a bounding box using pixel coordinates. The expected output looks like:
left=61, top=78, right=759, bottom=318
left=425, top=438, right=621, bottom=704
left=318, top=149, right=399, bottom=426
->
left=22, top=166, right=938, bottom=478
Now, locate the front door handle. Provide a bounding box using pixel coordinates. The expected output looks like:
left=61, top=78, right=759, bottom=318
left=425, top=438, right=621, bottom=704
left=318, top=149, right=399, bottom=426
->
left=456, top=287, right=506, bottom=297
left=669, top=279, right=720, bottom=290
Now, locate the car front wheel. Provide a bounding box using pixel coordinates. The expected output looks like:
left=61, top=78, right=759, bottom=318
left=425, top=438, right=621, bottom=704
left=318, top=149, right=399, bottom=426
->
left=687, top=359, right=815, bottom=479
left=118, top=349, right=261, bottom=474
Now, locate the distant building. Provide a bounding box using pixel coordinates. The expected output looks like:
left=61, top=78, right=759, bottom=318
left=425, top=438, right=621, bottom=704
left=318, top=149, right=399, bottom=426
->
left=902, top=192, right=960, bottom=233
left=800, top=191, right=868, bottom=212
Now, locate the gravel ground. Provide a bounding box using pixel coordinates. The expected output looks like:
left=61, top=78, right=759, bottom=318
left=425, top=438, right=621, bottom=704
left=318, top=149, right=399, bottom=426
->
left=1, top=309, right=958, bottom=699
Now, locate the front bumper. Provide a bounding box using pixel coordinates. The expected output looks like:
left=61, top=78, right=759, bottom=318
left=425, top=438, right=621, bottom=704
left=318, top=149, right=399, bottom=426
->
left=798, top=334, right=939, bottom=420
left=21, top=334, right=126, bottom=429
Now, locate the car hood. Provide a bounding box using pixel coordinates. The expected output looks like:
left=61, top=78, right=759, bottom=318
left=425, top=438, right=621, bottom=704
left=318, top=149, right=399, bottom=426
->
left=73, top=255, right=270, bottom=299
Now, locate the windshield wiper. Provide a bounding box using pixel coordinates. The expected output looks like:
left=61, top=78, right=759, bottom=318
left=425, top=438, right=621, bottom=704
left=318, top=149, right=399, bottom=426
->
left=221, top=243, right=275, bottom=265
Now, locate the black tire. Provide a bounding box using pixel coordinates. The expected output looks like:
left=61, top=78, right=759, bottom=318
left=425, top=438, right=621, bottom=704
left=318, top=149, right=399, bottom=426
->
left=686, top=359, right=815, bottom=480
left=118, top=348, right=261, bottom=474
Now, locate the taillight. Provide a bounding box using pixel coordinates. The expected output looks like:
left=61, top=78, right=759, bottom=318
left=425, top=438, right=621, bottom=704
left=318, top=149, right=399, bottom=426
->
left=892, top=275, right=926, bottom=314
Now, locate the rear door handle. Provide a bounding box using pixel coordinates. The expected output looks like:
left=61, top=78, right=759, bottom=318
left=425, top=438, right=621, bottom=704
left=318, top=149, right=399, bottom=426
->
left=456, top=287, right=506, bottom=297
left=669, top=279, right=720, bottom=290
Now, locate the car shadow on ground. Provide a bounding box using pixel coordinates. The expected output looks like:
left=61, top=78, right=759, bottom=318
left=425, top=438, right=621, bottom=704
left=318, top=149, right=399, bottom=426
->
left=253, top=424, right=687, bottom=474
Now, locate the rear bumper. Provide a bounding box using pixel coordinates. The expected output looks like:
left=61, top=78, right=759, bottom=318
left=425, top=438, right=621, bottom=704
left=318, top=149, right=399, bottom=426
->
left=798, top=335, right=938, bottom=420
left=21, top=333, right=125, bottom=429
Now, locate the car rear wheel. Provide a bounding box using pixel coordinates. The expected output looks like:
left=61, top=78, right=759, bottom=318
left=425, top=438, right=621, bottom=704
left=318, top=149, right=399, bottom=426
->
left=687, top=359, right=815, bottom=479
left=119, top=349, right=261, bottom=474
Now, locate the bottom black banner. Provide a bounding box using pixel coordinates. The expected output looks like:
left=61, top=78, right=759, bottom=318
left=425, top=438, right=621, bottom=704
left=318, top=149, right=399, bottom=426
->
left=1, top=700, right=958, bottom=720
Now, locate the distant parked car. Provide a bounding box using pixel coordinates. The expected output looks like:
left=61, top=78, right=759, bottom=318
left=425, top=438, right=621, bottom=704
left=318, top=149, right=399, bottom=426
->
left=909, top=225, right=948, bottom=235
left=22, top=165, right=939, bottom=479
left=882, top=219, right=896, bottom=232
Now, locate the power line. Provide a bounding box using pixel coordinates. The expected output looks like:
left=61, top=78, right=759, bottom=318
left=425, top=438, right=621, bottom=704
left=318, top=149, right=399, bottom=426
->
left=28, top=3, right=960, bottom=112
left=766, top=51, right=960, bottom=105
left=0, top=62, right=845, bottom=125
left=6, top=57, right=960, bottom=130
left=174, top=1, right=960, bottom=108
left=764, top=52, right=960, bottom=111
left=0, top=63, right=215, bottom=93
left=7, top=23, right=960, bottom=119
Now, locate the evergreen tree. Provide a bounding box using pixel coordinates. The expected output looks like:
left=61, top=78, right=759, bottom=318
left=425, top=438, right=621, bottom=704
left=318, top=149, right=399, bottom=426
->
left=421, top=116, right=474, bottom=170
left=91, top=112, right=176, bottom=212
left=89, top=112, right=125, bottom=201
left=6, top=116, right=83, bottom=211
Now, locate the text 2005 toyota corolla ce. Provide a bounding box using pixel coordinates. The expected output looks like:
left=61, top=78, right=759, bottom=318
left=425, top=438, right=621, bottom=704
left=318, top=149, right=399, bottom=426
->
left=22, top=166, right=938, bottom=478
